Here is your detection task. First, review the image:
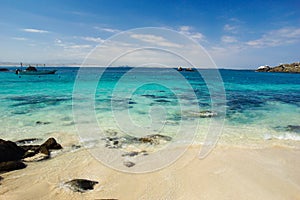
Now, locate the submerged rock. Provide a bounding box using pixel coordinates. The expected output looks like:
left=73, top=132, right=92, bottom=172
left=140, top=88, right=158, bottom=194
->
left=36, top=121, right=51, bottom=125
left=122, top=151, right=139, bottom=157
left=0, top=161, right=26, bottom=172
left=139, top=134, right=172, bottom=145
left=123, top=161, right=135, bottom=168
left=104, top=134, right=172, bottom=149
left=64, top=179, right=98, bottom=193
left=286, top=125, right=300, bottom=133
left=190, top=110, right=218, bottom=118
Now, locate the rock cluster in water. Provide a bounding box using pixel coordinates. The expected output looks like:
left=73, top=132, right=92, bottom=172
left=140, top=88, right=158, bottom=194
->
left=103, top=133, right=172, bottom=167
left=256, top=62, right=300, bottom=73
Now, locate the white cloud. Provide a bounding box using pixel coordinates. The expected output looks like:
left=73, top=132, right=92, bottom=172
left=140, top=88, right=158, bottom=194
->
left=12, top=37, right=27, bottom=41
left=179, top=26, right=190, bottom=32
left=81, top=37, right=104, bottom=43
left=130, top=33, right=182, bottom=48
left=221, top=36, right=237, bottom=43
left=22, top=28, right=49, bottom=33
left=246, top=27, right=300, bottom=48
left=223, top=24, right=237, bottom=33
left=178, top=26, right=205, bottom=41
left=68, top=44, right=92, bottom=49
left=94, top=27, right=120, bottom=33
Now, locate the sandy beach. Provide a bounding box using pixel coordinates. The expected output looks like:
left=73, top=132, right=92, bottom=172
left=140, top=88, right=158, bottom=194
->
left=1, top=141, right=300, bottom=200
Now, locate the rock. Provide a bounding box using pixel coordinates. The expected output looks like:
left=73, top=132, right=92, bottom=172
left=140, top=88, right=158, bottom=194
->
left=0, top=139, right=25, bottom=162
left=64, top=179, right=98, bottom=193
left=39, top=145, right=50, bottom=155
left=122, top=151, right=139, bottom=157
left=20, top=145, right=40, bottom=153
left=198, top=110, right=218, bottom=118
left=0, top=161, right=26, bottom=172
left=71, top=144, right=81, bottom=149
left=256, top=62, right=300, bottom=73
left=286, top=125, right=300, bottom=133
left=15, top=138, right=42, bottom=145
left=36, top=121, right=51, bottom=125
left=0, top=68, right=9, bottom=72
left=123, top=161, right=135, bottom=168
left=40, top=138, right=62, bottom=150
left=189, top=110, right=218, bottom=118
left=139, top=134, right=172, bottom=145
left=23, top=153, right=49, bottom=162
left=104, top=137, right=122, bottom=149
left=20, top=138, right=62, bottom=161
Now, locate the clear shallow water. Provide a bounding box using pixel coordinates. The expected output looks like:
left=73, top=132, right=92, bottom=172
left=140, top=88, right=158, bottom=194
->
left=0, top=67, right=299, bottom=147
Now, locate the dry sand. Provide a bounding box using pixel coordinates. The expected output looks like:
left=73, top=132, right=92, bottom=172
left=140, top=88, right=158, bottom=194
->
left=1, top=144, right=300, bottom=200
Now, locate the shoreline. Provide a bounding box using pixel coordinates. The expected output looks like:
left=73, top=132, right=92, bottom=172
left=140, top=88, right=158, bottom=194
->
left=1, top=144, right=299, bottom=199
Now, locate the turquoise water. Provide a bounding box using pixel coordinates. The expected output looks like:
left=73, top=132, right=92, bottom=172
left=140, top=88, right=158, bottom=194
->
left=0, top=67, right=299, bottom=147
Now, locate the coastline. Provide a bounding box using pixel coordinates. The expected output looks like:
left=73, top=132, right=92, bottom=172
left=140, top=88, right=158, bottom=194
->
left=1, top=143, right=299, bottom=200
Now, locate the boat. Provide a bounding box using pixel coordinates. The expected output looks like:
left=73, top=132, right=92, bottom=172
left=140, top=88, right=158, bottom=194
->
left=16, top=64, right=57, bottom=75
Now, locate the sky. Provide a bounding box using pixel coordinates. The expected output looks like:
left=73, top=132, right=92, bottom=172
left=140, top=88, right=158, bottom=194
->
left=0, top=0, right=299, bottom=68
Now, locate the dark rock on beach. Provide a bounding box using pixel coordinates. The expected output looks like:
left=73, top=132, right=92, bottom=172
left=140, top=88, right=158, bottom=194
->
left=0, top=161, right=26, bottom=172
left=64, top=179, right=99, bottom=193
left=0, top=137, right=62, bottom=172
left=0, top=139, right=25, bottom=162
left=40, top=137, right=62, bottom=150
left=22, top=137, right=62, bottom=162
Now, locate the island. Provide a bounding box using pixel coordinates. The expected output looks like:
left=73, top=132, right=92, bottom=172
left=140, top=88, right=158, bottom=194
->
left=256, top=62, right=300, bottom=73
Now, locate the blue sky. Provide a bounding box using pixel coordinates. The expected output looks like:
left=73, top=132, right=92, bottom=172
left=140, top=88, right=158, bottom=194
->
left=0, top=0, right=299, bottom=68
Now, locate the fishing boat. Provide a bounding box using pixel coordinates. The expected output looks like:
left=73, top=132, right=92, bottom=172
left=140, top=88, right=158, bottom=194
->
left=16, top=63, right=57, bottom=75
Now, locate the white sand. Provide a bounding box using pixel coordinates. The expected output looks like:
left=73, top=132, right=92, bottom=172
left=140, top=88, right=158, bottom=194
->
left=1, top=143, right=300, bottom=200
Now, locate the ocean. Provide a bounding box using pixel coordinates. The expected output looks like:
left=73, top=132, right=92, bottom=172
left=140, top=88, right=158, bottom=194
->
left=0, top=67, right=299, bottom=150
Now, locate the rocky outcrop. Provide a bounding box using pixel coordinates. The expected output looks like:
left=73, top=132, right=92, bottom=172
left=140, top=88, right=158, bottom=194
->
left=0, top=139, right=25, bottom=162
left=256, top=62, right=300, bottom=73
left=0, top=161, right=26, bottom=172
left=64, top=179, right=98, bottom=193
left=0, top=68, right=9, bottom=72
left=21, top=137, right=62, bottom=162
left=0, top=137, right=62, bottom=172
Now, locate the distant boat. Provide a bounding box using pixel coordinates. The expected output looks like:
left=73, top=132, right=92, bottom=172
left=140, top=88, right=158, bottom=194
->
left=16, top=64, right=57, bottom=75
